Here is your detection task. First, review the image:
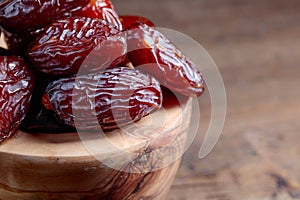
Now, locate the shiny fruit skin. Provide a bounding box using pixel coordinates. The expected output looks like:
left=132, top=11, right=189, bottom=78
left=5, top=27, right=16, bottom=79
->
left=126, top=24, right=205, bottom=97
left=0, top=56, right=34, bottom=142
left=74, top=0, right=122, bottom=30
left=0, top=0, right=89, bottom=33
left=43, top=66, right=162, bottom=131
left=27, top=17, right=126, bottom=76
left=120, top=15, right=155, bottom=30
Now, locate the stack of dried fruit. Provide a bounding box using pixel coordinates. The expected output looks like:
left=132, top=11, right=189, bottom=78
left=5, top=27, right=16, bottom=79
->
left=0, top=0, right=205, bottom=143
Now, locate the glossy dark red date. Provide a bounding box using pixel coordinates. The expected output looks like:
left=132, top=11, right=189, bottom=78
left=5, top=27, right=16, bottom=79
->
left=0, top=56, right=34, bottom=142
left=126, top=24, right=205, bottom=97
left=42, top=66, right=162, bottom=131
left=74, top=0, right=122, bottom=30
left=0, top=2, right=206, bottom=138
left=120, top=15, right=155, bottom=30
left=0, top=0, right=89, bottom=33
left=27, top=17, right=126, bottom=76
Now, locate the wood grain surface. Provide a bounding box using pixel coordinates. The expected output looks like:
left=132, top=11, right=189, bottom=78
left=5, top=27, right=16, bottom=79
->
left=0, top=95, right=192, bottom=200
left=114, top=0, right=300, bottom=199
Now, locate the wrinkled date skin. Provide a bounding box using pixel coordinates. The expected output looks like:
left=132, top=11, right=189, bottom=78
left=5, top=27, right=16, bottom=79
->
left=126, top=24, right=205, bottom=97
left=74, top=0, right=122, bottom=30
left=120, top=15, right=155, bottom=30
left=19, top=72, right=75, bottom=133
left=42, top=67, right=162, bottom=131
left=3, top=28, right=44, bottom=56
left=116, top=16, right=154, bottom=69
left=0, top=56, right=34, bottom=142
left=27, top=17, right=126, bottom=76
left=0, top=0, right=89, bottom=33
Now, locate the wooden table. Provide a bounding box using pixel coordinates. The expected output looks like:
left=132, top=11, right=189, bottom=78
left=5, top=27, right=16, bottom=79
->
left=115, top=0, right=300, bottom=199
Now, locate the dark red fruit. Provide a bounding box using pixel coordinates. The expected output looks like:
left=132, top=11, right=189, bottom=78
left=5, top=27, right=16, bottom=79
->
left=120, top=15, right=155, bottom=30
left=0, top=0, right=89, bottom=33
left=0, top=56, right=34, bottom=142
left=42, top=66, right=162, bottom=131
left=27, top=17, right=126, bottom=76
left=74, top=0, right=122, bottom=30
left=126, top=24, right=205, bottom=97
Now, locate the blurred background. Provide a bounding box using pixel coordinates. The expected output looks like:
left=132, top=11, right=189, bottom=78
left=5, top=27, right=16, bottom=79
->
left=115, top=0, right=300, bottom=199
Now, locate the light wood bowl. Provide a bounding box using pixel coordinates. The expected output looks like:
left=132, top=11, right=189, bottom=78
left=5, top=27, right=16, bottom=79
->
left=0, top=92, right=192, bottom=200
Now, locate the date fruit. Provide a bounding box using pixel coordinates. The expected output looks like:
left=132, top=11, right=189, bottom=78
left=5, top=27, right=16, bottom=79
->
left=120, top=15, right=155, bottom=30
left=0, top=0, right=89, bottom=33
left=27, top=17, right=126, bottom=76
left=42, top=66, right=162, bottom=131
left=75, top=0, right=122, bottom=30
left=126, top=24, right=205, bottom=97
left=0, top=56, right=34, bottom=142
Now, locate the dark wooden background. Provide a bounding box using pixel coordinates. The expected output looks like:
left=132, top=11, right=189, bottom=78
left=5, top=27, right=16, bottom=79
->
left=115, top=0, right=300, bottom=199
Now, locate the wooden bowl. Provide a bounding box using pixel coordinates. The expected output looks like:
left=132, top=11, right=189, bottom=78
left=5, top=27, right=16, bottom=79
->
left=0, top=93, right=192, bottom=200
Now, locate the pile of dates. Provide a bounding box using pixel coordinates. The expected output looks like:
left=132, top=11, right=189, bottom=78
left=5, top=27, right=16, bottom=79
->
left=0, top=0, right=205, bottom=143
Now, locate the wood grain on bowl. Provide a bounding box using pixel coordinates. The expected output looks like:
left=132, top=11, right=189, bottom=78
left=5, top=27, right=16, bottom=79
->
left=0, top=95, right=192, bottom=200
